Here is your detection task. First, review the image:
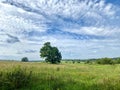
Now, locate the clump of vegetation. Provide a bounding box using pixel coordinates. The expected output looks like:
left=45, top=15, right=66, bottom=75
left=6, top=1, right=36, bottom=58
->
left=0, top=67, right=32, bottom=90
left=0, top=72, right=5, bottom=89
left=85, top=60, right=92, bottom=64
left=65, top=61, right=68, bottom=63
left=40, top=42, right=62, bottom=64
left=77, top=60, right=81, bottom=63
left=72, top=60, right=75, bottom=64
left=56, top=67, right=60, bottom=71
left=96, top=58, right=114, bottom=65
left=115, top=58, right=120, bottom=64
left=21, top=57, right=29, bottom=62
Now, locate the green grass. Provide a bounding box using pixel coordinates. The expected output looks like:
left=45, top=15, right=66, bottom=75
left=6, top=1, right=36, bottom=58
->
left=0, top=61, right=120, bottom=90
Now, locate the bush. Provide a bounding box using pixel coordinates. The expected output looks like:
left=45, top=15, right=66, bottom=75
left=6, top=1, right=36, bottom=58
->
left=0, top=72, right=4, bottom=89
left=21, top=57, right=29, bottom=62
left=0, top=67, right=32, bottom=90
left=65, top=61, right=68, bottom=63
left=72, top=60, right=75, bottom=64
left=85, top=60, right=92, bottom=64
left=77, top=61, right=81, bottom=63
left=96, top=58, right=114, bottom=65
left=115, top=58, right=120, bottom=64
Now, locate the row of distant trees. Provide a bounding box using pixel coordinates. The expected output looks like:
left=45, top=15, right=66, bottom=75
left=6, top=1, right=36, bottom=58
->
left=21, top=42, right=120, bottom=65
left=85, top=57, right=120, bottom=65
left=21, top=42, right=62, bottom=64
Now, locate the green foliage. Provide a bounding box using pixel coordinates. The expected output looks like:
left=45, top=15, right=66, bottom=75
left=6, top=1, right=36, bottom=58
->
left=72, top=60, right=75, bottom=64
left=65, top=61, right=68, bottom=63
left=0, top=72, right=5, bottom=89
left=21, top=57, right=29, bottom=62
left=1, top=62, right=120, bottom=90
left=85, top=60, right=92, bottom=64
left=77, top=60, right=81, bottom=63
left=0, top=67, right=32, bottom=90
left=96, top=58, right=114, bottom=65
left=115, top=58, right=120, bottom=64
left=40, top=42, right=62, bottom=64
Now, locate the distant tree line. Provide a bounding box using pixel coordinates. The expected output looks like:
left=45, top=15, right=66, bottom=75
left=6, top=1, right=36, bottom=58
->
left=20, top=42, right=120, bottom=65
left=85, top=57, right=120, bottom=65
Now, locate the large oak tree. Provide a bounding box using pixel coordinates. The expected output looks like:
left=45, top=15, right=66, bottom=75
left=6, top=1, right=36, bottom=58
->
left=40, top=42, right=62, bottom=64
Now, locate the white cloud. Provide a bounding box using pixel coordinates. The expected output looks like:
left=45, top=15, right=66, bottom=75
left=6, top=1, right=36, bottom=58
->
left=0, top=0, right=120, bottom=60
left=2, top=0, right=116, bottom=18
left=0, top=1, right=48, bottom=32
left=64, top=26, right=120, bottom=37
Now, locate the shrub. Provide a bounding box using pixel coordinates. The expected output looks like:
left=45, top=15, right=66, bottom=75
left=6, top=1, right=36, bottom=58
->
left=115, top=58, right=120, bottom=64
left=0, top=72, right=4, bottom=89
left=0, top=67, right=32, bottom=90
left=21, top=57, right=29, bottom=62
left=77, top=61, right=81, bottom=63
left=72, top=60, right=75, bottom=64
left=56, top=67, right=60, bottom=71
left=85, top=60, right=92, bottom=64
left=96, top=58, right=114, bottom=65
left=65, top=61, right=68, bottom=63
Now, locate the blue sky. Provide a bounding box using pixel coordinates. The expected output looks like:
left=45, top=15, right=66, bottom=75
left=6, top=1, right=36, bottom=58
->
left=0, top=0, right=120, bottom=60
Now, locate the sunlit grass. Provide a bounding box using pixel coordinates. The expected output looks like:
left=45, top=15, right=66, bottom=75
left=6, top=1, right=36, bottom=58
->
left=0, top=61, right=120, bottom=90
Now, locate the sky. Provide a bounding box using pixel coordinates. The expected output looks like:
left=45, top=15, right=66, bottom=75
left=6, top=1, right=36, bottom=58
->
left=0, top=0, right=120, bottom=60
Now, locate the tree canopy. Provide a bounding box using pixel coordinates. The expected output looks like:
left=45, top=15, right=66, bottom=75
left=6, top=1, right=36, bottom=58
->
left=40, top=42, right=62, bottom=64
left=21, top=57, right=29, bottom=62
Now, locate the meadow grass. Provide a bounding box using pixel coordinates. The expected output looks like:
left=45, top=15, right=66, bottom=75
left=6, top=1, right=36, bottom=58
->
left=0, top=61, right=120, bottom=90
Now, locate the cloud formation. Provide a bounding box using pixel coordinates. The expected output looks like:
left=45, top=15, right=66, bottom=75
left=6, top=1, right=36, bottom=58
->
left=0, top=0, right=120, bottom=60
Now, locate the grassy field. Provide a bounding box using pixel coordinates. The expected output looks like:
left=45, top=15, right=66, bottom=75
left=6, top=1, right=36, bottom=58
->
left=0, top=61, right=120, bottom=90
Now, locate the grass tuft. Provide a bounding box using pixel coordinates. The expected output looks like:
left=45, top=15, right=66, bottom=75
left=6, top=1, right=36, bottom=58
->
left=0, top=66, right=32, bottom=90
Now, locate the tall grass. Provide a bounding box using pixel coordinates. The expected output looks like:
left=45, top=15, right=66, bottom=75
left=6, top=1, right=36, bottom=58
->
left=0, top=61, right=120, bottom=90
left=0, top=66, right=32, bottom=90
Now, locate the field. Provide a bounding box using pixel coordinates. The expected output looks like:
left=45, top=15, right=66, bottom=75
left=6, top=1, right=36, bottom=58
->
left=0, top=61, right=120, bottom=90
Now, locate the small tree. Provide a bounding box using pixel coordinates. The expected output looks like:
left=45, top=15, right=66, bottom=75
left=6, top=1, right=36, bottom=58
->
left=21, top=57, right=29, bottom=62
left=40, top=42, right=62, bottom=64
